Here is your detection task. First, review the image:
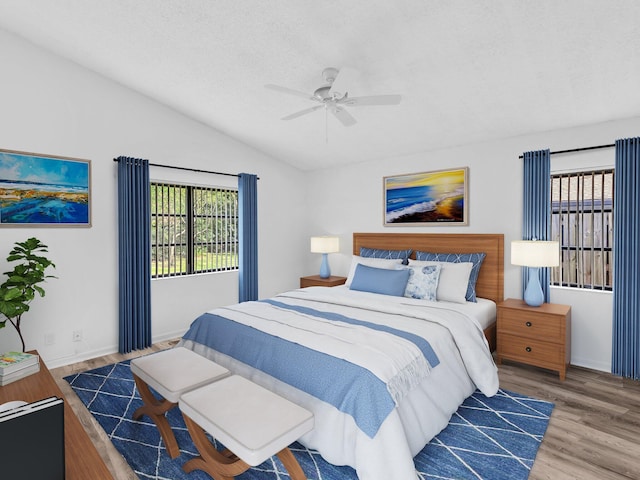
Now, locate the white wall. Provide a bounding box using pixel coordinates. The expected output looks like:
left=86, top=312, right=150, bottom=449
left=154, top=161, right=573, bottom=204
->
left=305, top=117, right=640, bottom=372
left=0, top=28, right=308, bottom=367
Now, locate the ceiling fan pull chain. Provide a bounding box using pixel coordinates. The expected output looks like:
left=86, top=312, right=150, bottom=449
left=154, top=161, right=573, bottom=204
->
left=325, top=106, right=329, bottom=144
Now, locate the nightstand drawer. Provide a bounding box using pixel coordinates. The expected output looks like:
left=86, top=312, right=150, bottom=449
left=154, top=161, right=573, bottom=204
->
left=499, top=333, right=563, bottom=368
left=499, top=309, right=562, bottom=340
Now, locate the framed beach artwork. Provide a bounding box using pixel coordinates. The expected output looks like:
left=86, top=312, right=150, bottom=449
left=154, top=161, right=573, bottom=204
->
left=0, top=149, right=91, bottom=227
left=383, top=167, right=468, bottom=226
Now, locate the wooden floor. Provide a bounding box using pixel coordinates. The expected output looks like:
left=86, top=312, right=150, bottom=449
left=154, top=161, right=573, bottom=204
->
left=51, top=343, right=640, bottom=480
left=498, top=361, right=640, bottom=480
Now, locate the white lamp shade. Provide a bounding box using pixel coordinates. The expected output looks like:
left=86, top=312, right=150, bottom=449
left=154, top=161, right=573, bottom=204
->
left=310, top=236, right=340, bottom=254
left=511, top=240, right=559, bottom=267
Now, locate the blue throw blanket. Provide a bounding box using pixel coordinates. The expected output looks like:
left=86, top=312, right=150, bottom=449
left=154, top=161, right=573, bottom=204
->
left=182, top=300, right=439, bottom=438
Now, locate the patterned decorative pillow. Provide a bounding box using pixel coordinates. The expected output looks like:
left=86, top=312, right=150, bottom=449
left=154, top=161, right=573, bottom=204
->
left=360, top=247, right=412, bottom=264
left=404, top=264, right=441, bottom=301
left=414, top=251, right=486, bottom=302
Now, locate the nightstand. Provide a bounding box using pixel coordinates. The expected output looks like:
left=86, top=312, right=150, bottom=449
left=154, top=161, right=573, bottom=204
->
left=496, top=298, right=571, bottom=380
left=300, top=275, right=347, bottom=288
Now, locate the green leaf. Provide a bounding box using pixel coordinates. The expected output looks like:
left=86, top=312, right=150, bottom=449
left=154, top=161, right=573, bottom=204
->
left=4, top=287, right=22, bottom=301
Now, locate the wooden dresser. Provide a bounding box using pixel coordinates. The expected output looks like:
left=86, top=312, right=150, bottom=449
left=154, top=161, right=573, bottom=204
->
left=0, top=351, right=113, bottom=478
left=496, top=298, right=571, bottom=380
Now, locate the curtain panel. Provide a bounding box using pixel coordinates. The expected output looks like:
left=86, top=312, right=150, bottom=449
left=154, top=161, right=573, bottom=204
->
left=116, top=156, right=151, bottom=353
left=522, top=149, right=552, bottom=302
left=238, top=173, right=258, bottom=302
left=612, top=137, right=640, bottom=379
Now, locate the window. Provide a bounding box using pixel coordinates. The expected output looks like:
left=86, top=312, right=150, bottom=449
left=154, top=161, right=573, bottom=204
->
left=151, top=182, right=238, bottom=278
left=550, top=169, right=614, bottom=290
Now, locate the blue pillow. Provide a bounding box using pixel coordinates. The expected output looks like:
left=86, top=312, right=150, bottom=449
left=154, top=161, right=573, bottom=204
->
left=349, top=263, right=410, bottom=297
left=360, top=247, right=412, bottom=265
left=404, top=264, right=441, bottom=301
left=415, top=251, right=486, bottom=302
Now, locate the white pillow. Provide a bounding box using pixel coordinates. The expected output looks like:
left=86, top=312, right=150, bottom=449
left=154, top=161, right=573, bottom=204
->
left=408, top=259, right=473, bottom=304
left=346, top=255, right=404, bottom=286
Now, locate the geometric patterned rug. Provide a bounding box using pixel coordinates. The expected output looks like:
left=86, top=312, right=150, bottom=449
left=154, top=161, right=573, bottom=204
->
left=64, top=360, right=553, bottom=480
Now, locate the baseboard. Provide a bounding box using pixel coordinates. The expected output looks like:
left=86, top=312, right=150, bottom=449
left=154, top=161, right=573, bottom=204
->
left=44, top=330, right=185, bottom=369
left=569, top=357, right=611, bottom=374
left=44, top=346, right=119, bottom=369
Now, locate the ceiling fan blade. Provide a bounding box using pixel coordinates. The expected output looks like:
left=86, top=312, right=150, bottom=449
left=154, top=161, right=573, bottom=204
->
left=339, top=94, right=402, bottom=106
left=281, top=105, right=324, bottom=120
left=265, top=84, right=319, bottom=102
left=328, top=67, right=357, bottom=99
left=330, top=106, right=357, bottom=127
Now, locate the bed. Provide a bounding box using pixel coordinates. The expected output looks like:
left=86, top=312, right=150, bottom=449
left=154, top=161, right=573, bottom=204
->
left=179, top=232, right=504, bottom=480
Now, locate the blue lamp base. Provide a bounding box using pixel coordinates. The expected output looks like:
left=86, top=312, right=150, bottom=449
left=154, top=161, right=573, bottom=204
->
left=319, top=253, right=331, bottom=279
left=523, top=267, right=544, bottom=307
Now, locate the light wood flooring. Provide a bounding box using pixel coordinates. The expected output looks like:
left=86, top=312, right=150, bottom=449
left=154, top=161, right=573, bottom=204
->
left=51, top=343, right=640, bottom=480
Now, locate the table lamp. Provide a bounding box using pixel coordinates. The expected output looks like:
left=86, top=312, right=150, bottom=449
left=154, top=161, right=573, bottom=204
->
left=511, top=240, right=559, bottom=307
left=310, top=236, right=339, bottom=278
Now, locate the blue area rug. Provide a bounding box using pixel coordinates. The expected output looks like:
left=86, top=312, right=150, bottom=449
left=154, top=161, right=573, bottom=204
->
left=65, top=360, right=553, bottom=480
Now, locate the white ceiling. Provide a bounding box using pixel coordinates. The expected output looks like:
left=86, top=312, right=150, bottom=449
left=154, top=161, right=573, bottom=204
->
left=1, top=1, right=639, bottom=171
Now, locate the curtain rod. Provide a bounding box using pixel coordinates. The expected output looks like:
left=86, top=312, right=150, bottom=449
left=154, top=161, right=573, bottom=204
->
left=112, top=158, right=259, bottom=179
left=518, top=143, right=615, bottom=159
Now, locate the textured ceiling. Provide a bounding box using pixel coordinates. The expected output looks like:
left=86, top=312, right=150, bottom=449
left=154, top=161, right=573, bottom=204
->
left=1, top=1, right=639, bottom=171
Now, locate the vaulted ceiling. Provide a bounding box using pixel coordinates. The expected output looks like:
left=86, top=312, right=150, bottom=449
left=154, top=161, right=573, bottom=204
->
left=1, top=1, right=639, bottom=171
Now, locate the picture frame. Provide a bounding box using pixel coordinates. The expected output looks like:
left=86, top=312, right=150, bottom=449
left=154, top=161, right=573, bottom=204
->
left=0, top=149, right=91, bottom=227
left=383, top=167, right=468, bottom=226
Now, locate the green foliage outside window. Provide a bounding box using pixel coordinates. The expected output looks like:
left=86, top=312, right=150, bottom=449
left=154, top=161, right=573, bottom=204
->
left=151, top=183, right=238, bottom=277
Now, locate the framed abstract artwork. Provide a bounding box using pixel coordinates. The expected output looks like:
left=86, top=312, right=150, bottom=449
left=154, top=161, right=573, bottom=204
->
left=0, top=149, right=91, bottom=227
left=383, top=167, right=468, bottom=226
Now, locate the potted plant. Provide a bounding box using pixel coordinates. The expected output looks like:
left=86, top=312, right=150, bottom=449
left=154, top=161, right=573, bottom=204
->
left=0, top=237, right=56, bottom=352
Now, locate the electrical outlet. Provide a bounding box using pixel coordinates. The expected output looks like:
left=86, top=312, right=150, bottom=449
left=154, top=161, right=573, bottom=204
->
left=44, top=333, right=55, bottom=345
left=72, top=330, right=83, bottom=342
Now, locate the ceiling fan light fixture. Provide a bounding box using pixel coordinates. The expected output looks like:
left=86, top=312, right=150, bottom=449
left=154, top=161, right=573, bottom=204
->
left=321, top=67, right=339, bottom=84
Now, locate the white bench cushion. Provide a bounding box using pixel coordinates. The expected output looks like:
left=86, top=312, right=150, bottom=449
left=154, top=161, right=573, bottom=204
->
left=179, top=375, right=314, bottom=466
left=130, top=347, right=229, bottom=403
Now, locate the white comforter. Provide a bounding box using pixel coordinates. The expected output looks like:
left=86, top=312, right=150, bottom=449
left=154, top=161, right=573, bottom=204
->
left=179, top=286, right=499, bottom=480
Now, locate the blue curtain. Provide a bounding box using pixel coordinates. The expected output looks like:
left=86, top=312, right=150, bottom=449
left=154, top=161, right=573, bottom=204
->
left=238, top=173, right=258, bottom=302
left=116, top=156, right=151, bottom=353
left=522, top=149, right=552, bottom=302
left=612, top=137, right=640, bottom=379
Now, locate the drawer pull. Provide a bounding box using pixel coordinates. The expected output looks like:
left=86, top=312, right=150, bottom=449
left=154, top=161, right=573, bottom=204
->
left=525, top=346, right=532, bottom=353
left=525, top=321, right=532, bottom=327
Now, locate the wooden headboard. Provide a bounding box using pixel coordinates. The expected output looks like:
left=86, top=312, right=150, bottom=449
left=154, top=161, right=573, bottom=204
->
left=353, top=232, right=504, bottom=304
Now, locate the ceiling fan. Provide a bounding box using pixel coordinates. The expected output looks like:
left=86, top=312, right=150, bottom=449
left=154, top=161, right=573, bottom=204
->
left=265, top=67, right=401, bottom=127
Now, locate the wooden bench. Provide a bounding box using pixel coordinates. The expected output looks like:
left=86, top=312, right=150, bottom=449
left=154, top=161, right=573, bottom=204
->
left=130, top=347, right=230, bottom=458
left=180, top=375, right=314, bottom=480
